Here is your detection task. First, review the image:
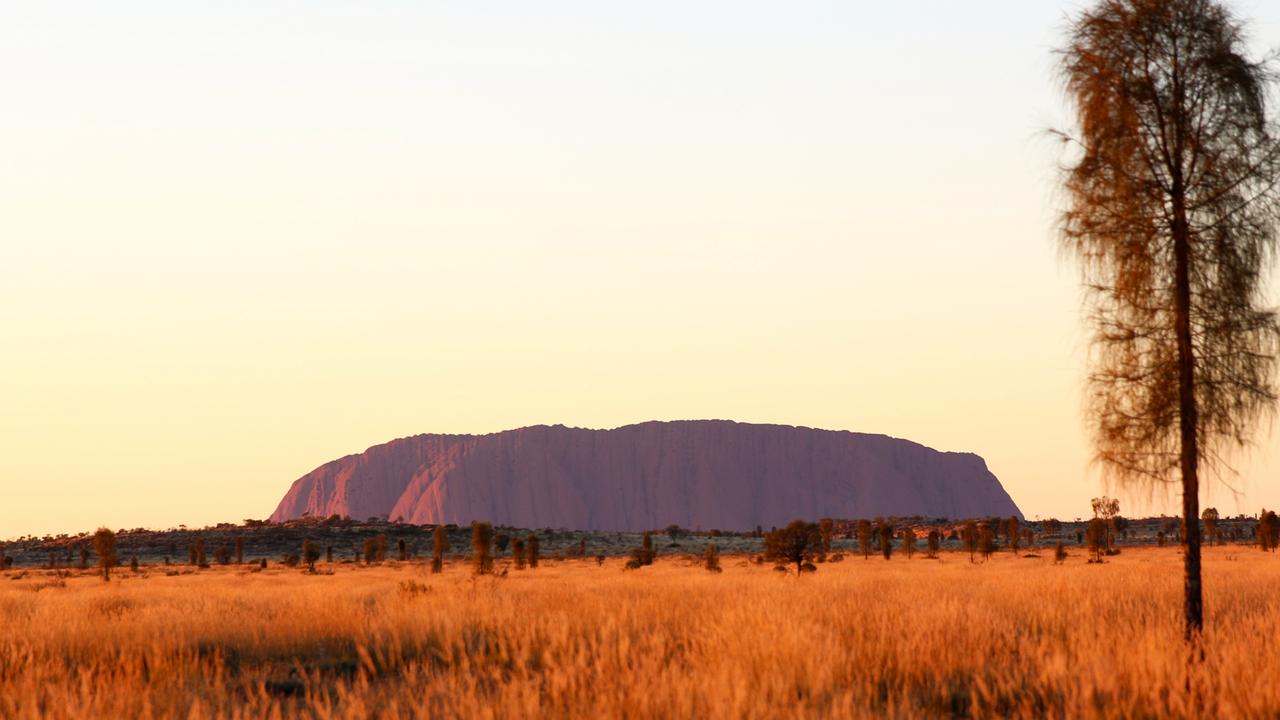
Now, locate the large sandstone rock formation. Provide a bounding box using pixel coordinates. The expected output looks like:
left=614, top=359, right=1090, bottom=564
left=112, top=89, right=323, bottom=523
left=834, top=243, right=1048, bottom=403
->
left=269, top=420, right=1022, bottom=530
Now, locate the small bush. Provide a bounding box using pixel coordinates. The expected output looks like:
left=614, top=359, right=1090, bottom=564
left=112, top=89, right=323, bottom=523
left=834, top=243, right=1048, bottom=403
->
left=703, top=543, right=722, bottom=573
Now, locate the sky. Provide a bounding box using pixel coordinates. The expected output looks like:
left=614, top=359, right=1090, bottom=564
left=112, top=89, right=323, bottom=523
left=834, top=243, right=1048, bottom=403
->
left=4, top=1, right=1280, bottom=538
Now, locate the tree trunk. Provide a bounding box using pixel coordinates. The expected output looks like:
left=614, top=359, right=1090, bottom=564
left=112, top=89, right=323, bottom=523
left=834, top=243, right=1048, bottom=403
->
left=1172, top=189, right=1203, bottom=641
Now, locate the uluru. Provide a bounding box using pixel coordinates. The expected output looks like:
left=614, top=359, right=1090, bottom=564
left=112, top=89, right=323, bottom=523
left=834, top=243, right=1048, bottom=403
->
left=269, top=421, right=1022, bottom=530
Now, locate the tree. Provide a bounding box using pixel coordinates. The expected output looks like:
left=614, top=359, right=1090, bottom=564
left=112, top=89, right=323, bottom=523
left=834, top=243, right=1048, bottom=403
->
left=764, top=521, right=822, bottom=575
left=302, top=540, right=321, bottom=572
left=93, top=528, right=118, bottom=582
left=472, top=522, right=493, bottom=575
left=1058, top=0, right=1280, bottom=640
left=513, top=538, right=526, bottom=569
left=818, top=518, right=834, bottom=561
left=978, top=523, right=995, bottom=562
left=235, top=537, right=244, bottom=565
left=1202, top=507, right=1220, bottom=545
left=856, top=520, right=873, bottom=559
left=1258, top=510, right=1279, bottom=551
left=1007, top=517, right=1021, bottom=554
left=432, top=526, right=447, bottom=573
left=962, top=521, right=979, bottom=563
left=926, top=529, right=941, bottom=559
left=1087, top=518, right=1108, bottom=562
left=902, top=527, right=917, bottom=559
left=878, top=524, right=893, bottom=560
left=495, top=533, right=510, bottom=555
left=1092, top=497, right=1121, bottom=553
left=527, top=534, right=540, bottom=568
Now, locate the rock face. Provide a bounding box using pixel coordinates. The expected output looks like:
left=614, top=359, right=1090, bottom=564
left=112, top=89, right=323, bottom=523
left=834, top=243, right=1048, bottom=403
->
left=269, top=420, right=1022, bottom=530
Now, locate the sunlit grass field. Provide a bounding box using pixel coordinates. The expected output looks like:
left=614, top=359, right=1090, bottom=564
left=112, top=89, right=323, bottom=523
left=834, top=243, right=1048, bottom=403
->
left=1, top=545, right=1277, bottom=719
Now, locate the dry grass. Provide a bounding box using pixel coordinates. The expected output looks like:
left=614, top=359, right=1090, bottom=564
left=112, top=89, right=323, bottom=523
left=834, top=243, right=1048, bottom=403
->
left=1, top=546, right=1277, bottom=719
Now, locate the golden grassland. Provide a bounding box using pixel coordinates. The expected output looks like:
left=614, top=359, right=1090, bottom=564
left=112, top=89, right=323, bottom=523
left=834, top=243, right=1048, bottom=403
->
left=1, top=545, right=1278, bottom=719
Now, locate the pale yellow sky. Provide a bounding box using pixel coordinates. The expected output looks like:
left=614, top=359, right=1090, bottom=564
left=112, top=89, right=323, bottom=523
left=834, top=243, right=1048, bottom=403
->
left=4, top=2, right=1280, bottom=537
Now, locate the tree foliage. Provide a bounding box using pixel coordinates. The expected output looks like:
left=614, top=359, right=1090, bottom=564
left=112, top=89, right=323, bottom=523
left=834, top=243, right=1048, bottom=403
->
left=93, top=528, right=117, bottom=582
left=764, top=520, right=822, bottom=574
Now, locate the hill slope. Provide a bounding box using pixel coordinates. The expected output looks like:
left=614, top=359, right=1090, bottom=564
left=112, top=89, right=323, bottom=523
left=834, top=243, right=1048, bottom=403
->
left=269, top=420, right=1022, bottom=530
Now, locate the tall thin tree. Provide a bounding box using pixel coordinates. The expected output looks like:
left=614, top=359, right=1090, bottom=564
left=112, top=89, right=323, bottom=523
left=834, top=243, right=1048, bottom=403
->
left=1057, top=0, right=1280, bottom=639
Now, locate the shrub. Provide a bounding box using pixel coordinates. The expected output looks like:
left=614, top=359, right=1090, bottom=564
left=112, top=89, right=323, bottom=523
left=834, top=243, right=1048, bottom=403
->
left=495, top=533, right=510, bottom=554
left=397, top=539, right=408, bottom=561
left=283, top=554, right=299, bottom=568
left=364, top=535, right=387, bottom=564
left=513, top=538, right=526, bottom=569
left=259, top=558, right=267, bottom=569
left=1258, top=510, right=1279, bottom=552
left=213, top=546, right=231, bottom=565
left=129, top=556, right=139, bottom=572
left=1054, top=541, right=1067, bottom=564
left=595, top=554, right=606, bottom=566
left=629, top=532, right=655, bottom=567
left=703, top=543, right=722, bottom=573
left=472, top=522, right=494, bottom=575
left=1157, top=531, right=1167, bottom=547
left=93, top=528, right=117, bottom=582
